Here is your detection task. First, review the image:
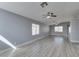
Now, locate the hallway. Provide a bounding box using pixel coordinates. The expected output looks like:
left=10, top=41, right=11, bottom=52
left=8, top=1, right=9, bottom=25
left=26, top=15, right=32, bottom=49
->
left=0, top=35, right=79, bottom=57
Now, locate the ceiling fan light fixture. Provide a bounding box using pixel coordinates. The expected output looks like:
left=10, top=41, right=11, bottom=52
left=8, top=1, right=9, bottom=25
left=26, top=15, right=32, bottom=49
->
left=46, top=15, right=51, bottom=19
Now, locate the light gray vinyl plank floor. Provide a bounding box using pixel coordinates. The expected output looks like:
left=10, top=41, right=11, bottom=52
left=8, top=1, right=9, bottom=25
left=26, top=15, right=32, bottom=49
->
left=0, top=35, right=79, bottom=57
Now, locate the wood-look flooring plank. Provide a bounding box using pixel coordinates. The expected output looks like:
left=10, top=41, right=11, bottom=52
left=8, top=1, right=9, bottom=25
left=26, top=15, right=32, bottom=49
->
left=0, top=35, right=79, bottom=57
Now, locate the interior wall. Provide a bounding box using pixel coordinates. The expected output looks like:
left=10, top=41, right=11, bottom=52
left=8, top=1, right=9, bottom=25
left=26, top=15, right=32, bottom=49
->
left=0, top=9, right=49, bottom=50
left=50, top=22, right=70, bottom=37
left=70, top=18, right=79, bottom=42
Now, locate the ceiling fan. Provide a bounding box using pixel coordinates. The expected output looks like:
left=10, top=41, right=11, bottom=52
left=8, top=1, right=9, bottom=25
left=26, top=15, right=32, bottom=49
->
left=40, top=2, right=57, bottom=19
left=42, top=12, right=57, bottom=19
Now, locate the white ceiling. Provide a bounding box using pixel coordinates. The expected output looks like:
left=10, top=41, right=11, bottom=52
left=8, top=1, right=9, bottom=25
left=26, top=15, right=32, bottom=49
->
left=0, top=2, right=79, bottom=25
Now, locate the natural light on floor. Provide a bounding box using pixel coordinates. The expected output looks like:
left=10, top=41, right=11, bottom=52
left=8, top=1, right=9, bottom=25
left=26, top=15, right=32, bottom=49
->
left=0, top=35, right=16, bottom=49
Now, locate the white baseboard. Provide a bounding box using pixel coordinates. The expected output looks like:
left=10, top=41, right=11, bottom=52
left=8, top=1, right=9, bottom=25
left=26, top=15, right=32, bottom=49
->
left=70, top=40, right=79, bottom=43
left=0, top=35, right=48, bottom=54
left=17, top=35, right=48, bottom=47
left=50, top=34, right=68, bottom=37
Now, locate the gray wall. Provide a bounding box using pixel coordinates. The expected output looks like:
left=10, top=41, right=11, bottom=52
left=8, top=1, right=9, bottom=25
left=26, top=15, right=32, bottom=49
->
left=70, top=10, right=79, bottom=42
left=0, top=9, right=49, bottom=50
left=70, top=18, right=79, bottom=42
left=50, top=22, right=70, bottom=37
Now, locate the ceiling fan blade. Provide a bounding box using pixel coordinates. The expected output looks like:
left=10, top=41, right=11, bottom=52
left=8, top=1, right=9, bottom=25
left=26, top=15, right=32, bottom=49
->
left=52, top=15, right=56, bottom=17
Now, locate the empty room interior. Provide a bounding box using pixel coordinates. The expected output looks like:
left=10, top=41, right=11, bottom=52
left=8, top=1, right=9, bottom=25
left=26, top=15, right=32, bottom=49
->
left=0, top=2, right=79, bottom=57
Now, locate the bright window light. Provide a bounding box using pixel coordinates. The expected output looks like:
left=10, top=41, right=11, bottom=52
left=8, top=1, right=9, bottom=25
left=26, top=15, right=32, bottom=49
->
left=69, top=26, right=71, bottom=33
left=54, top=26, right=63, bottom=32
left=0, top=35, right=16, bottom=49
left=32, top=23, right=40, bottom=35
left=36, top=24, right=40, bottom=35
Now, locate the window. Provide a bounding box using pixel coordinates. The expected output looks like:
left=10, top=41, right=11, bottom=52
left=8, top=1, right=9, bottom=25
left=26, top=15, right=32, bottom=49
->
left=54, top=26, right=63, bottom=32
left=32, top=23, right=40, bottom=35
left=69, top=26, right=71, bottom=33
